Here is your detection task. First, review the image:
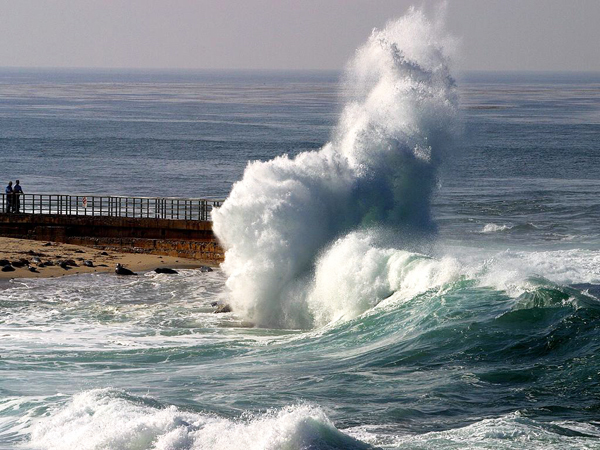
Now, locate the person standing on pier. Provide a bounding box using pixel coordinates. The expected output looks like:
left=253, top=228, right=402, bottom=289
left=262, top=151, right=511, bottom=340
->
left=5, top=181, right=13, bottom=213
left=12, top=180, right=23, bottom=213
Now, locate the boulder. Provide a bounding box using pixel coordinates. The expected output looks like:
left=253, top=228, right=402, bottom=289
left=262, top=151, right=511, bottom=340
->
left=214, top=304, right=232, bottom=314
left=155, top=268, right=178, bottom=274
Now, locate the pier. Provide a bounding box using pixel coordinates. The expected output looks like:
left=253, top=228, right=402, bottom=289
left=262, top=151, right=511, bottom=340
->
left=0, top=194, right=225, bottom=261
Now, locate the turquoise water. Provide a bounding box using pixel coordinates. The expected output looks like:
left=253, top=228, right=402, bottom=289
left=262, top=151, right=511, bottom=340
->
left=2, top=13, right=600, bottom=449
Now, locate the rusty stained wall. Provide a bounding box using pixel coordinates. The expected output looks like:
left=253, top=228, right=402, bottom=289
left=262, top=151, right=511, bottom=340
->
left=0, top=213, right=224, bottom=262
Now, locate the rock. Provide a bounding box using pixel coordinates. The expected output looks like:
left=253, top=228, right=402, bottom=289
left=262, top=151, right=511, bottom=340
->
left=42, top=242, right=52, bottom=246
left=199, top=265, right=213, bottom=273
left=214, top=304, right=232, bottom=314
left=74, top=250, right=84, bottom=254
left=1, top=265, right=15, bottom=272
left=155, top=268, right=178, bottom=274
left=0, top=259, right=10, bottom=266
left=115, top=264, right=137, bottom=276
left=83, top=260, right=94, bottom=267
left=100, top=251, right=109, bottom=256
left=97, top=264, right=108, bottom=267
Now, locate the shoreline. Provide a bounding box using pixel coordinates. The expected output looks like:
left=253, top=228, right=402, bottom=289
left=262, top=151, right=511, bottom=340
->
left=0, top=236, right=215, bottom=280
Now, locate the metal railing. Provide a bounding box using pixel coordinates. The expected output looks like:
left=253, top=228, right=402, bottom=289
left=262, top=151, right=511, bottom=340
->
left=0, top=194, right=224, bottom=221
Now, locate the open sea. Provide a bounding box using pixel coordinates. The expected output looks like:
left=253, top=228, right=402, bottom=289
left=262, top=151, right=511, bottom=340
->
left=1, top=14, right=600, bottom=450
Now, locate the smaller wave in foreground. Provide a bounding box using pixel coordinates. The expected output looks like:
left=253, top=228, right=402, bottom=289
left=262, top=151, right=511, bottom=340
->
left=22, top=389, right=367, bottom=450
left=20, top=389, right=600, bottom=450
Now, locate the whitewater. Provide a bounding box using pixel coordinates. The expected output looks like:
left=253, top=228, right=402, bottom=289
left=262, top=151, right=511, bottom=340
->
left=2, top=7, right=600, bottom=450
left=213, top=8, right=458, bottom=329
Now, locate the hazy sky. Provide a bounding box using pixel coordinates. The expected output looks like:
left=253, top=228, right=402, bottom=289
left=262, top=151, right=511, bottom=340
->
left=1, top=0, right=599, bottom=72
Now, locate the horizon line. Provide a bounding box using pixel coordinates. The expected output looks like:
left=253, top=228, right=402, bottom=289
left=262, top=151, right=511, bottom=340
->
left=1, top=66, right=600, bottom=75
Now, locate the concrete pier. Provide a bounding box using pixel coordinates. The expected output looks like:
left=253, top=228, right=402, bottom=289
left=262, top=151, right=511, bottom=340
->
left=0, top=194, right=225, bottom=262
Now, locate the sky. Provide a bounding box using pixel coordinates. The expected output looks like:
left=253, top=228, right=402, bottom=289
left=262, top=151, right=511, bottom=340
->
left=0, top=0, right=599, bottom=72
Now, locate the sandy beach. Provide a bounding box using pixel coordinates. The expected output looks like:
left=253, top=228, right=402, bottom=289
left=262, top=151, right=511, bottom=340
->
left=0, top=237, right=212, bottom=279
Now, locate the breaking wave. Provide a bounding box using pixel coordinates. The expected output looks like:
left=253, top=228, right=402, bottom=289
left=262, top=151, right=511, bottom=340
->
left=25, top=389, right=368, bottom=450
left=213, top=8, right=458, bottom=328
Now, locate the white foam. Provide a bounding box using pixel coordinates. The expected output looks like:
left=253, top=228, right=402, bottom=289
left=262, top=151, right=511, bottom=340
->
left=346, top=412, right=600, bottom=449
left=213, top=8, right=458, bottom=329
left=307, top=232, right=461, bottom=326
left=456, top=247, right=600, bottom=296
left=482, top=223, right=511, bottom=233
left=26, top=389, right=367, bottom=450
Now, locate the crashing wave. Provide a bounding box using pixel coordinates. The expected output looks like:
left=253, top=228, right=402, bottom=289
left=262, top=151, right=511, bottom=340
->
left=213, top=8, right=458, bottom=328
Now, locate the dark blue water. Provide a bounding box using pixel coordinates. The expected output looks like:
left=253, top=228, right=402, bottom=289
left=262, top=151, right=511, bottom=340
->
left=1, top=70, right=599, bottom=249
left=1, top=69, right=600, bottom=449
left=0, top=69, right=338, bottom=198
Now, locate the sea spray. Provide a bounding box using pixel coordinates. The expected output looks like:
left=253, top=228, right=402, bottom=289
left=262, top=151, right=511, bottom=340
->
left=213, top=8, right=458, bottom=328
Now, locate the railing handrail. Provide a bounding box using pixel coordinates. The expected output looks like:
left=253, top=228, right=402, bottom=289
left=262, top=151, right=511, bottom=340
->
left=0, top=193, right=225, bottom=202
left=0, top=193, right=226, bottom=221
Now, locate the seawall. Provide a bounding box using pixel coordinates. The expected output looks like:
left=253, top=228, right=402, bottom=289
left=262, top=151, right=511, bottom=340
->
left=0, top=213, right=224, bottom=262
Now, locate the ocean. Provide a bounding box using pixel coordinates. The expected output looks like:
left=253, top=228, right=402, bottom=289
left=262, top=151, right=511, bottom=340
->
left=1, top=11, right=600, bottom=450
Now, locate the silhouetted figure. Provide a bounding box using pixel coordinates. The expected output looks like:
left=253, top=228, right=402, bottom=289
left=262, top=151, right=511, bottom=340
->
left=5, top=181, right=13, bottom=213
left=12, top=180, right=23, bottom=213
